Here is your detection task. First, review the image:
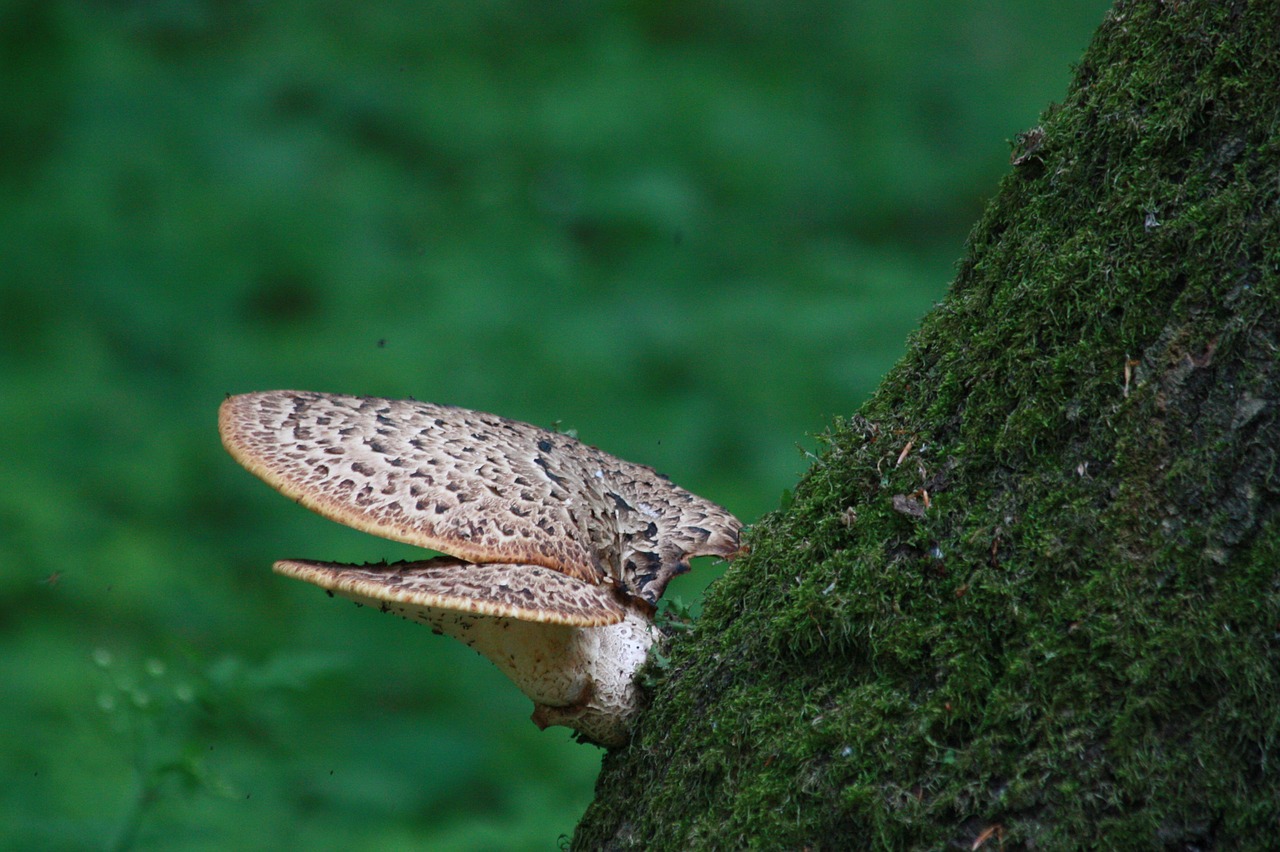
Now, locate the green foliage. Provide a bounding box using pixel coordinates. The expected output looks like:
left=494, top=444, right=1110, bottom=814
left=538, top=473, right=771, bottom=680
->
left=579, top=0, right=1280, bottom=847
left=91, top=648, right=346, bottom=851
left=2, top=0, right=1105, bottom=847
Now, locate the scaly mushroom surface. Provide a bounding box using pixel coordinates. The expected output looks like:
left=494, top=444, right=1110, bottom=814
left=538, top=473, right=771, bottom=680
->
left=219, top=390, right=742, bottom=745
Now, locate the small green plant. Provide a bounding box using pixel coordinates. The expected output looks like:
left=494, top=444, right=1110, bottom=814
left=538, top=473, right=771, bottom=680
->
left=637, top=597, right=699, bottom=688
left=92, top=648, right=239, bottom=852
left=654, top=596, right=696, bottom=635
left=91, top=647, right=345, bottom=850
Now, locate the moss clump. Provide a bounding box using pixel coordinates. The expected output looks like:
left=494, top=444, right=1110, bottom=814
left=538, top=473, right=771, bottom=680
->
left=575, top=1, right=1280, bottom=847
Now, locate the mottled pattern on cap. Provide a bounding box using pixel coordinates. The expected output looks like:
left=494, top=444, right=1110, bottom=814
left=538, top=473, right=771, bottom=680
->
left=274, top=557, right=626, bottom=627
left=220, top=390, right=741, bottom=608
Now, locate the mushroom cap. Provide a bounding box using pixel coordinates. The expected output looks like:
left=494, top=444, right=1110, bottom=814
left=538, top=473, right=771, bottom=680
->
left=220, top=391, right=742, bottom=607
left=274, top=557, right=626, bottom=627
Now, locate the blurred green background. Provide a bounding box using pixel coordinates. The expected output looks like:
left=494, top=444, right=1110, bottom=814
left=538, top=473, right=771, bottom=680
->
left=2, top=1, right=1108, bottom=848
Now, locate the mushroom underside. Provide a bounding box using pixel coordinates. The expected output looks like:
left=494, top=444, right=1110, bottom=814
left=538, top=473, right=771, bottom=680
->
left=275, top=558, right=657, bottom=746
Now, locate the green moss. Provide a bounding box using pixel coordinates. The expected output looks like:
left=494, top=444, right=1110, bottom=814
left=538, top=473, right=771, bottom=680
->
left=575, top=1, right=1280, bottom=847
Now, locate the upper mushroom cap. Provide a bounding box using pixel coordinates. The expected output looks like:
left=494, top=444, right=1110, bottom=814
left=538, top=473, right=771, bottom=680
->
left=219, top=391, right=742, bottom=609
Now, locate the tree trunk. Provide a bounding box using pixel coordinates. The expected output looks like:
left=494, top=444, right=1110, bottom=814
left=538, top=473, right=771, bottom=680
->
left=573, top=1, right=1280, bottom=848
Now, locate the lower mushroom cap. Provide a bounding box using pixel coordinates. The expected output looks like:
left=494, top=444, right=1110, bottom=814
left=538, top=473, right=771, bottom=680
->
left=274, top=558, right=657, bottom=746
left=274, top=557, right=625, bottom=626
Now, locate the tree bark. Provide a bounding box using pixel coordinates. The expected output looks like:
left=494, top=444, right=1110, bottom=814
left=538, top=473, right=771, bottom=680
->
left=573, top=1, right=1280, bottom=848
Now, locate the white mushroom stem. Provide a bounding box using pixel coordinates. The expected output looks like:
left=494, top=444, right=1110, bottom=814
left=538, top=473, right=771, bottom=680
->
left=326, top=584, right=658, bottom=747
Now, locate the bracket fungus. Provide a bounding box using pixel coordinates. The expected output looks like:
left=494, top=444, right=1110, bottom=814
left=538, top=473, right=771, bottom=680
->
left=219, top=390, right=742, bottom=746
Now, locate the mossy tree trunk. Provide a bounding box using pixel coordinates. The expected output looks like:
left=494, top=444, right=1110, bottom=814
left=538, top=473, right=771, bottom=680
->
left=574, top=1, right=1280, bottom=848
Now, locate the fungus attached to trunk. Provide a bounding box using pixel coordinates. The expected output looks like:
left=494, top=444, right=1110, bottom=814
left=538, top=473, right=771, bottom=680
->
left=219, top=390, right=742, bottom=746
